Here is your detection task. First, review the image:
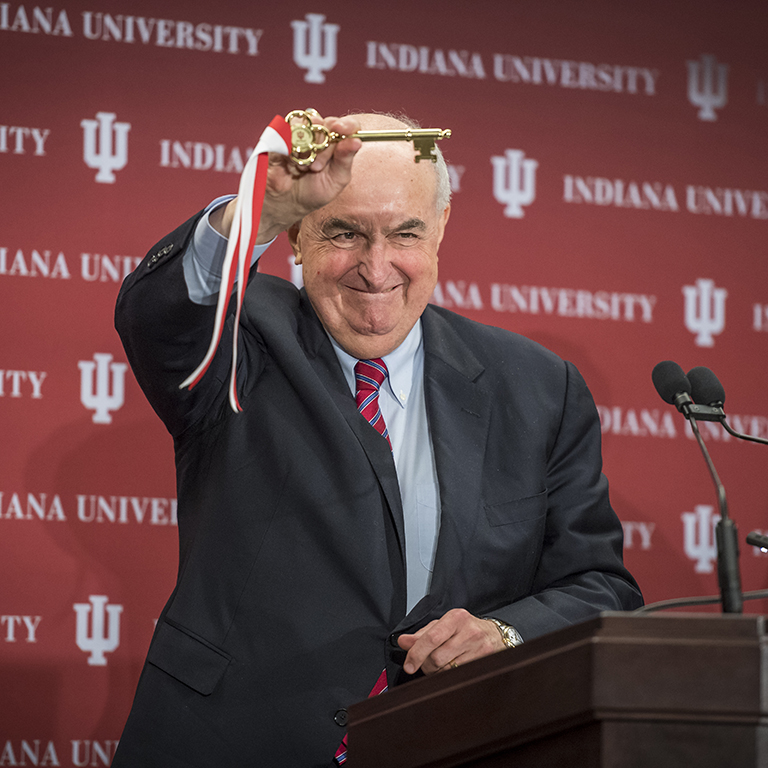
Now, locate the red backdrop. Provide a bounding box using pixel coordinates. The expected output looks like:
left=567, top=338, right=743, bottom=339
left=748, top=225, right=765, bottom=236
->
left=2, top=0, right=768, bottom=763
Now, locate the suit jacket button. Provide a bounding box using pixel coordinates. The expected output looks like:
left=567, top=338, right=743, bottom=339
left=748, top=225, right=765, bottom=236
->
left=334, top=708, right=348, bottom=727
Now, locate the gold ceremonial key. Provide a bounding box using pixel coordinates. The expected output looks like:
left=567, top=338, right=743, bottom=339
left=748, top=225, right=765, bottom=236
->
left=285, top=109, right=451, bottom=166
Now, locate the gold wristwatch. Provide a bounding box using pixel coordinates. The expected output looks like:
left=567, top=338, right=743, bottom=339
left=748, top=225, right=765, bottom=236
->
left=484, top=617, right=524, bottom=648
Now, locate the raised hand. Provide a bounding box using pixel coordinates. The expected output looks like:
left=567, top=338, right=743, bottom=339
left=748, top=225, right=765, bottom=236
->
left=209, top=113, right=362, bottom=244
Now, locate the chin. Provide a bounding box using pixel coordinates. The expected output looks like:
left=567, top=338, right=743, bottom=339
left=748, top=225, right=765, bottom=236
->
left=340, top=329, right=403, bottom=360
left=349, top=310, right=400, bottom=337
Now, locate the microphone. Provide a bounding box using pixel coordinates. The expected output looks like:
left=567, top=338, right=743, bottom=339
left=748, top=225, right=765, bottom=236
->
left=650, top=362, right=724, bottom=422
left=650, top=360, right=722, bottom=420
left=652, top=361, right=743, bottom=614
left=687, top=366, right=725, bottom=406
left=651, top=361, right=694, bottom=415
left=687, top=366, right=768, bottom=446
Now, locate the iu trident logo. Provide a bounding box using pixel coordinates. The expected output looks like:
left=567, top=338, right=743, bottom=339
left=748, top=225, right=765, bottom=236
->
left=687, top=55, right=728, bottom=121
left=491, top=149, right=538, bottom=218
left=291, top=13, right=339, bottom=84
left=79, top=353, right=128, bottom=424
left=682, top=278, right=727, bottom=347
left=74, top=595, right=123, bottom=666
left=682, top=504, right=719, bottom=573
left=81, top=112, right=131, bottom=183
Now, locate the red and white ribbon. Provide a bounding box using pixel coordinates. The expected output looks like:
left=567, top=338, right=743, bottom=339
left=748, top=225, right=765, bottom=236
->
left=180, top=115, right=293, bottom=411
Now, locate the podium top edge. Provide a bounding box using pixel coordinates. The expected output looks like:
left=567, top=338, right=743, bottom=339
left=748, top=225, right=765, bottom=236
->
left=586, top=611, right=766, bottom=640
left=350, top=613, right=767, bottom=727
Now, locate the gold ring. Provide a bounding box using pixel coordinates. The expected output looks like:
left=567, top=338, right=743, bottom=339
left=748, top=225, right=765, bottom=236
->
left=449, top=660, right=459, bottom=669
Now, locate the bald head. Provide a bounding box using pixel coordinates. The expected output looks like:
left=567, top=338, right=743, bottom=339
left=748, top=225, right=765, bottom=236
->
left=348, top=112, right=452, bottom=213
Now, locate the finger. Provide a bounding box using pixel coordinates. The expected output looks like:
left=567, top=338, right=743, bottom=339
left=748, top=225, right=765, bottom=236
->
left=399, top=618, right=439, bottom=643
left=427, top=617, right=502, bottom=671
left=330, top=134, right=363, bottom=164
left=401, top=620, right=457, bottom=675
left=307, top=116, right=362, bottom=174
left=396, top=633, right=417, bottom=652
left=403, top=611, right=504, bottom=675
left=325, top=115, right=361, bottom=141
left=396, top=620, right=442, bottom=655
left=437, top=653, right=466, bottom=673
left=413, top=632, right=469, bottom=674
left=331, top=117, right=363, bottom=162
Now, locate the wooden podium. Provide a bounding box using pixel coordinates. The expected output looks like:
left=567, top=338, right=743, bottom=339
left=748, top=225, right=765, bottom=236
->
left=348, top=613, right=768, bottom=767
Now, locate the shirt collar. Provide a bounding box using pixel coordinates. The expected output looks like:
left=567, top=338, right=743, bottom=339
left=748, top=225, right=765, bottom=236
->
left=329, top=321, right=423, bottom=409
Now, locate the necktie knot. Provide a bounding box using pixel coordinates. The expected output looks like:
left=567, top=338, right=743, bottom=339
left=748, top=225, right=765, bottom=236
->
left=354, top=359, right=391, bottom=448
left=355, top=358, right=387, bottom=391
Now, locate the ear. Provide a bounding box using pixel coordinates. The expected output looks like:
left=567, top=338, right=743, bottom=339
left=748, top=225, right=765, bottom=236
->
left=435, top=204, right=451, bottom=249
left=288, top=221, right=303, bottom=264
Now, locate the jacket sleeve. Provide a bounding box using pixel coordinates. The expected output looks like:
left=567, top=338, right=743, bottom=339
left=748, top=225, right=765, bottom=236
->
left=115, top=210, right=253, bottom=437
left=489, top=361, right=643, bottom=640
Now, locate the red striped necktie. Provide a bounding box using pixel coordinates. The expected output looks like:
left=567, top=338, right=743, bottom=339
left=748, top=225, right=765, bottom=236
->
left=334, top=669, right=388, bottom=764
left=354, top=359, right=392, bottom=449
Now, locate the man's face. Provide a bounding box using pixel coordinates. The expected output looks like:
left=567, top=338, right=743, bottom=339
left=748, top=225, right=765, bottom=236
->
left=290, top=136, right=450, bottom=360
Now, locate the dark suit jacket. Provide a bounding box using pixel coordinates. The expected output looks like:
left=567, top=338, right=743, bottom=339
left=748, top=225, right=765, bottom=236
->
left=113, top=210, right=642, bottom=767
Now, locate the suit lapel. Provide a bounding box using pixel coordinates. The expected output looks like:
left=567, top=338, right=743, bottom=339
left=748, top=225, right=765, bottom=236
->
left=297, top=291, right=406, bottom=558
left=418, top=307, right=490, bottom=610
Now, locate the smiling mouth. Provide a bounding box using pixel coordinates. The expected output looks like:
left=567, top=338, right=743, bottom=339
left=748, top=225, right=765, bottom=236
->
left=344, top=284, right=403, bottom=295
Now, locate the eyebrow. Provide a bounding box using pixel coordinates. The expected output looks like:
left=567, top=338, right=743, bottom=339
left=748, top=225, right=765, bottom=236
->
left=321, top=217, right=362, bottom=234
left=393, top=218, right=427, bottom=232
left=320, top=216, right=428, bottom=236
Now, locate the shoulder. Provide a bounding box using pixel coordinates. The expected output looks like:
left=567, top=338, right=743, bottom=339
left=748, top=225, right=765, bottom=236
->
left=241, top=273, right=305, bottom=331
left=421, top=305, right=599, bottom=460
left=422, top=304, right=566, bottom=380
left=241, top=274, right=330, bottom=359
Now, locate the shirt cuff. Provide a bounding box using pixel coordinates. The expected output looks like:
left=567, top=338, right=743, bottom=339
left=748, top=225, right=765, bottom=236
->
left=183, top=195, right=275, bottom=306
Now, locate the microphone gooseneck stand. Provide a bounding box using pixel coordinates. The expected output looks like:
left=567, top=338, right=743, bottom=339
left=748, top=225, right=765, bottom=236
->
left=687, top=366, right=768, bottom=550
left=685, top=414, right=743, bottom=613
left=652, top=361, right=743, bottom=614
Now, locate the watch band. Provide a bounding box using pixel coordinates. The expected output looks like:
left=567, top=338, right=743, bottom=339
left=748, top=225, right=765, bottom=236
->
left=484, top=617, right=524, bottom=648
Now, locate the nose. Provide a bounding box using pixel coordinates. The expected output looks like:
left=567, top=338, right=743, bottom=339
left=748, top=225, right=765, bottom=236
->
left=358, top=239, right=396, bottom=290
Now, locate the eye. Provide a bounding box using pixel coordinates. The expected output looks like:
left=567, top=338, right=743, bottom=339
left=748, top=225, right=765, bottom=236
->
left=332, top=231, right=358, bottom=242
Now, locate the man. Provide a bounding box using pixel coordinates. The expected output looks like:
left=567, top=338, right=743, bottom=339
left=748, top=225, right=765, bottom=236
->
left=113, top=112, right=642, bottom=767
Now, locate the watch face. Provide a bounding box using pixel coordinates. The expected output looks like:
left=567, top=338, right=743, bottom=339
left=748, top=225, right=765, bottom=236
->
left=486, top=617, right=523, bottom=647
left=500, top=624, right=522, bottom=647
